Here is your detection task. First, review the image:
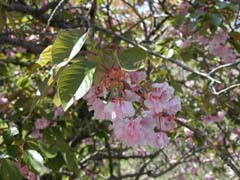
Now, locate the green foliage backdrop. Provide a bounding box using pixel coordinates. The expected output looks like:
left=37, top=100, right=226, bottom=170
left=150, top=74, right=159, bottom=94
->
left=0, top=0, right=239, bottom=179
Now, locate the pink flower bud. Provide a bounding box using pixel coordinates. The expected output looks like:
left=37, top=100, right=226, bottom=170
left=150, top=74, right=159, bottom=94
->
left=35, top=118, right=48, bottom=130
left=31, top=129, right=41, bottom=139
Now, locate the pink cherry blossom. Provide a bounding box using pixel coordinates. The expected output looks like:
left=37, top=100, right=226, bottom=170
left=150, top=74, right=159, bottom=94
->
left=15, top=163, right=36, bottom=180
left=216, top=133, right=224, bottom=144
left=184, top=127, right=194, bottom=137
left=209, top=31, right=236, bottom=63
left=140, top=111, right=156, bottom=129
left=177, top=2, right=190, bottom=15
left=83, top=85, right=100, bottom=103
left=128, top=71, right=147, bottom=83
left=0, top=94, right=7, bottom=104
left=149, top=132, right=169, bottom=148
left=167, top=26, right=181, bottom=38
left=204, top=172, right=215, bottom=180
left=209, top=42, right=224, bottom=56
left=35, top=118, right=48, bottom=130
left=90, top=98, right=109, bottom=120
left=231, top=128, right=240, bottom=141
left=194, top=33, right=209, bottom=45
left=84, top=68, right=181, bottom=148
left=19, top=165, right=29, bottom=177
left=53, top=106, right=63, bottom=119
left=176, top=39, right=191, bottom=48
left=15, top=47, right=26, bottom=53
left=216, top=111, right=225, bottom=122
left=231, top=128, right=240, bottom=137
left=104, top=100, right=135, bottom=121
left=202, top=111, right=225, bottom=124
left=164, top=96, right=181, bottom=115
left=31, top=129, right=41, bottom=139
left=169, top=159, right=177, bottom=165
left=213, top=31, right=229, bottom=44
left=144, top=82, right=181, bottom=115
left=177, top=172, right=185, bottom=180
left=125, top=89, right=140, bottom=102
left=179, top=23, right=189, bottom=36
left=189, top=167, right=198, bottom=176
left=220, top=47, right=236, bottom=63
left=6, top=50, right=15, bottom=59
left=160, top=116, right=175, bottom=131
left=29, top=172, right=37, bottom=180
left=41, top=0, right=47, bottom=7
left=112, top=119, right=145, bottom=146
left=202, top=115, right=215, bottom=124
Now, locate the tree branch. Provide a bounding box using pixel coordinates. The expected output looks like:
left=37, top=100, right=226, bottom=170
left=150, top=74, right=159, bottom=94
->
left=93, top=24, right=221, bottom=84
left=0, top=34, right=44, bottom=53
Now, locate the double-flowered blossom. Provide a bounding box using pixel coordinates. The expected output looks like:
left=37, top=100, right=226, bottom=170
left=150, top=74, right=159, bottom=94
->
left=84, top=68, right=181, bottom=148
left=209, top=31, right=236, bottom=63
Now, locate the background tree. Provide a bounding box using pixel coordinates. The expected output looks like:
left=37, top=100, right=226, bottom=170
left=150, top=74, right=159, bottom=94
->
left=0, top=0, right=239, bottom=179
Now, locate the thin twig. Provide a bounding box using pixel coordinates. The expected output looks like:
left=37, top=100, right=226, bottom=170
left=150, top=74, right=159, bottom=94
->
left=208, top=59, right=240, bottom=75
left=212, top=83, right=240, bottom=95
left=43, top=0, right=66, bottom=32
left=94, top=24, right=221, bottom=84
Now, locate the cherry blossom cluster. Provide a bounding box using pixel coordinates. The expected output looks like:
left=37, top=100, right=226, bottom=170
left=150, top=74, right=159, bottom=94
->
left=84, top=68, right=181, bottom=148
left=169, top=25, right=237, bottom=63
left=166, top=1, right=237, bottom=64
left=209, top=31, right=236, bottom=63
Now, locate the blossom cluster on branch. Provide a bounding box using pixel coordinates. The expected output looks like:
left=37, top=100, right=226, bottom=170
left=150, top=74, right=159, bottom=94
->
left=84, top=68, right=181, bottom=148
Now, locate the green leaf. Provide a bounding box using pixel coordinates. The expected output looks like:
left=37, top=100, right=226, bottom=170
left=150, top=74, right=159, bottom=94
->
left=23, top=149, right=48, bottom=175
left=39, top=143, right=58, bottom=159
left=57, top=60, right=96, bottom=111
left=47, top=153, right=64, bottom=172
left=52, top=29, right=87, bottom=65
left=63, top=152, right=79, bottom=175
left=0, top=118, right=8, bottom=129
left=0, top=159, right=22, bottom=180
left=209, top=13, right=222, bottom=28
left=118, top=47, right=146, bottom=71
left=30, top=45, right=53, bottom=73
left=57, top=31, right=89, bottom=68
left=0, top=62, right=7, bottom=75
left=16, top=75, right=29, bottom=88
left=36, top=45, right=53, bottom=67
left=7, top=145, right=19, bottom=158
left=0, top=6, right=6, bottom=32
left=53, top=92, right=61, bottom=107
left=69, top=31, right=89, bottom=61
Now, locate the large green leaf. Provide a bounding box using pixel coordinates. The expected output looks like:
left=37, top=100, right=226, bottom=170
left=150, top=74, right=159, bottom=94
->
left=52, top=29, right=88, bottom=65
left=0, top=159, right=22, bottom=180
left=57, top=60, right=96, bottom=111
left=118, top=47, right=146, bottom=71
